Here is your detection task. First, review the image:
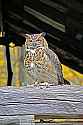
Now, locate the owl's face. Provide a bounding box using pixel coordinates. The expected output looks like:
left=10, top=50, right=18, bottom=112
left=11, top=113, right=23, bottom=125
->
left=24, top=33, right=48, bottom=68
left=25, top=32, right=48, bottom=50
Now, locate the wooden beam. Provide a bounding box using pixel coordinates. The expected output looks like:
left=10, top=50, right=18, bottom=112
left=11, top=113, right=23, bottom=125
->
left=0, top=85, right=83, bottom=116
left=0, top=85, right=83, bottom=124
left=24, top=6, right=65, bottom=32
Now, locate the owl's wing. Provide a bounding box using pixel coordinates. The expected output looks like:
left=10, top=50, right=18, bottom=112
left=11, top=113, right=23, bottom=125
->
left=45, top=48, right=64, bottom=84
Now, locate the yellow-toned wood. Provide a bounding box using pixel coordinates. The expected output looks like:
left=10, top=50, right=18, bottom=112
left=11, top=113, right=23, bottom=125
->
left=62, top=64, right=83, bottom=85
left=0, top=32, right=3, bottom=37
left=0, top=32, right=5, bottom=37
left=0, top=45, right=8, bottom=86
left=9, top=46, right=24, bottom=87
left=9, top=42, right=15, bottom=48
left=34, top=118, right=83, bottom=123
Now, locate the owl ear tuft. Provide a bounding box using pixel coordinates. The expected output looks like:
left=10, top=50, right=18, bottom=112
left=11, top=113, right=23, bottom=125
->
left=40, top=32, right=46, bottom=37
left=25, top=34, right=31, bottom=38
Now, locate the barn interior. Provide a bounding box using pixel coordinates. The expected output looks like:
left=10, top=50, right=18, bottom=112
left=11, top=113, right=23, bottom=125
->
left=0, top=0, right=83, bottom=86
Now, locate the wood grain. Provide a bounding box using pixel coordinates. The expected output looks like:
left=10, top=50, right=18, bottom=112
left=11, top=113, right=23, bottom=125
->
left=0, top=85, right=83, bottom=116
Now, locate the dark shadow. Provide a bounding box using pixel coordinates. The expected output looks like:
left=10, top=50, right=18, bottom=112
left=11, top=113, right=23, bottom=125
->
left=6, top=45, right=13, bottom=86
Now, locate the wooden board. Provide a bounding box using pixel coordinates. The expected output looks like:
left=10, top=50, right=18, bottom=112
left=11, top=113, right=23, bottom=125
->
left=0, top=85, right=83, bottom=124
left=0, top=115, right=35, bottom=125
left=0, top=85, right=83, bottom=115
left=0, top=46, right=8, bottom=86
left=0, top=115, right=83, bottom=125
left=9, top=46, right=24, bottom=87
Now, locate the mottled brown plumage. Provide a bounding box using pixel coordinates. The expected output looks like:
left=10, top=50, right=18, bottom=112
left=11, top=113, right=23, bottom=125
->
left=24, top=33, right=65, bottom=86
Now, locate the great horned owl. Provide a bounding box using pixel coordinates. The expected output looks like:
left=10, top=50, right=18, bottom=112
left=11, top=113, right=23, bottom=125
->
left=24, top=32, right=65, bottom=86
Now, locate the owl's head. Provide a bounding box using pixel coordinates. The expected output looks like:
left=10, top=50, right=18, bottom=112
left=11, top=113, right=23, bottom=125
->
left=25, top=32, right=48, bottom=50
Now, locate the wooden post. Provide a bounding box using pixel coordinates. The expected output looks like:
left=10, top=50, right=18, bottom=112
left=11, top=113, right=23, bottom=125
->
left=0, top=45, right=8, bottom=86
left=9, top=46, right=25, bottom=87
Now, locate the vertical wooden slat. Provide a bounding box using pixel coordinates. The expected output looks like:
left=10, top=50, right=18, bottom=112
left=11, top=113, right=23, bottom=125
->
left=9, top=46, right=24, bottom=87
left=0, top=45, right=8, bottom=86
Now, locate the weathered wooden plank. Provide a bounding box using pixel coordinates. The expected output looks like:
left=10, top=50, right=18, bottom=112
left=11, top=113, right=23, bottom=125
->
left=0, top=85, right=83, bottom=116
left=0, top=115, right=35, bottom=125
left=0, top=115, right=83, bottom=125
left=35, top=123, right=83, bottom=125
